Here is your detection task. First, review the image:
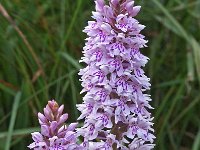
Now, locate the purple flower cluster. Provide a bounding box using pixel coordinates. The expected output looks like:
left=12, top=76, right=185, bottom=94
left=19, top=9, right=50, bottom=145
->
left=77, top=0, right=155, bottom=149
left=28, top=100, right=82, bottom=150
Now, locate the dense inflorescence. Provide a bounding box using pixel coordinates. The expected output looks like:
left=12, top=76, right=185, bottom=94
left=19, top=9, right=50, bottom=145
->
left=77, top=0, right=155, bottom=149
left=28, top=100, right=82, bottom=150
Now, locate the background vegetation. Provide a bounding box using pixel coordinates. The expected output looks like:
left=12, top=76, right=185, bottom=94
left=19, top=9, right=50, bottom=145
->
left=0, top=0, right=200, bottom=149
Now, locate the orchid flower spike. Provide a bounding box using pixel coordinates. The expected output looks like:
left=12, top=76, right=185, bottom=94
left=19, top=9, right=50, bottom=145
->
left=77, top=0, right=155, bottom=149
left=28, top=100, right=83, bottom=150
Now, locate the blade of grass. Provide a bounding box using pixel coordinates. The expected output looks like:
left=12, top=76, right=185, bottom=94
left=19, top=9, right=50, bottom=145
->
left=171, top=96, right=200, bottom=127
left=60, top=80, right=70, bottom=102
left=61, top=0, right=83, bottom=50
left=152, top=0, right=189, bottom=41
left=155, top=78, right=184, bottom=88
left=59, top=52, right=82, bottom=69
left=171, top=1, right=200, bottom=12
left=187, top=50, right=195, bottom=82
left=69, top=69, right=78, bottom=119
left=152, top=0, right=200, bottom=83
left=54, top=50, right=81, bottom=101
left=50, top=0, right=83, bottom=81
left=0, top=82, right=16, bottom=96
left=192, top=127, right=200, bottom=150
left=177, top=119, right=190, bottom=149
left=149, top=30, right=164, bottom=79
left=15, top=50, right=41, bottom=110
left=154, top=16, right=181, bottom=37
left=167, top=123, right=177, bottom=150
left=0, top=127, right=39, bottom=139
left=5, top=91, right=21, bottom=150
left=0, top=70, right=77, bottom=126
left=154, top=86, right=174, bottom=121
left=0, top=3, right=44, bottom=77
left=156, top=83, right=185, bottom=145
left=191, top=39, right=200, bottom=82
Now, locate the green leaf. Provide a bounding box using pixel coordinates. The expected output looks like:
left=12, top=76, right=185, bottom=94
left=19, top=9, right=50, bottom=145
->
left=59, top=52, right=82, bottom=70
left=192, top=127, right=200, bottom=150
left=0, top=127, right=39, bottom=139
left=5, top=92, right=21, bottom=150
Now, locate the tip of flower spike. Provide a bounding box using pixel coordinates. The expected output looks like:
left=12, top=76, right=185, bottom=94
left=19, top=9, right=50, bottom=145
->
left=48, top=100, right=59, bottom=112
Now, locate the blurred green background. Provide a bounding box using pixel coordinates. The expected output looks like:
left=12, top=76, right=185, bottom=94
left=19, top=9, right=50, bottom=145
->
left=0, top=0, right=200, bottom=149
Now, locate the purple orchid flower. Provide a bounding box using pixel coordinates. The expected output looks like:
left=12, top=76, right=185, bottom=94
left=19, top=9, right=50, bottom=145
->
left=77, top=0, right=155, bottom=149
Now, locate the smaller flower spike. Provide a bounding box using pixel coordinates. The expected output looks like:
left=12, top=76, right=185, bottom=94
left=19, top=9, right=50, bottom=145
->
left=28, top=100, right=83, bottom=150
